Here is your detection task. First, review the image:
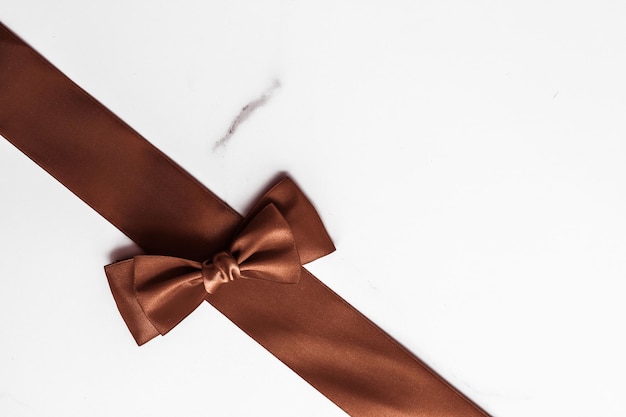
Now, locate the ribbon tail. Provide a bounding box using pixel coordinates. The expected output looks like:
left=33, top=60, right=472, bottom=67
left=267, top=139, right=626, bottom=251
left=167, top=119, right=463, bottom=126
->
left=105, top=259, right=160, bottom=345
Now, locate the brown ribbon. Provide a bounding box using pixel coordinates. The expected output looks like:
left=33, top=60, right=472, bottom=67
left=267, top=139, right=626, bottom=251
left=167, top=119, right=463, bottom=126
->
left=0, top=22, right=491, bottom=417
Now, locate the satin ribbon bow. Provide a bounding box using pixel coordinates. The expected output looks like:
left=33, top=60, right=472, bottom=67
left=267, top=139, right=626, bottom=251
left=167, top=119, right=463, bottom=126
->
left=105, top=178, right=335, bottom=345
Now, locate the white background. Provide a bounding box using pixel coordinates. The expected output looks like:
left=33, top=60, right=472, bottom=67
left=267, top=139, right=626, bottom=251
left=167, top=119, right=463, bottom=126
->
left=1, top=1, right=626, bottom=416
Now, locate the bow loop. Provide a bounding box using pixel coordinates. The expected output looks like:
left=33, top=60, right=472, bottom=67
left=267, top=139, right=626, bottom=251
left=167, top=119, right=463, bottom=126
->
left=105, top=179, right=333, bottom=346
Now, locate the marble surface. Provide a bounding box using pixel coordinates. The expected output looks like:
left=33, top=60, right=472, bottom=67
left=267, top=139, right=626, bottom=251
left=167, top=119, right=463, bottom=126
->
left=1, top=2, right=626, bottom=416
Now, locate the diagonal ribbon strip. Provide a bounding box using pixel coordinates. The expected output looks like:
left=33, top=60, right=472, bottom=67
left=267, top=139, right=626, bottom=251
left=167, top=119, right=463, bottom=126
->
left=0, top=22, right=491, bottom=417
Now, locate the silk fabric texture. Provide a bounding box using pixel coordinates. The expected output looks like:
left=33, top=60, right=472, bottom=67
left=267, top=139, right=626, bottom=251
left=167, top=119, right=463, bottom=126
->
left=0, top=22, right=490, bottom=417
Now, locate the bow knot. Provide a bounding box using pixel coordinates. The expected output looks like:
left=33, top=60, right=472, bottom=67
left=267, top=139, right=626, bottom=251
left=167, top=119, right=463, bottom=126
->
left=201, top=252, right=240, bottom=294
left=105, top=178, right=335, bottom=345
